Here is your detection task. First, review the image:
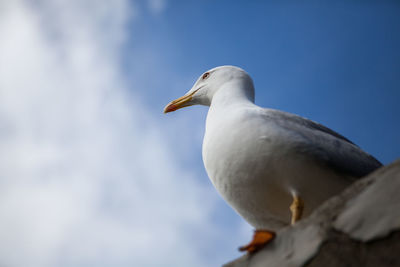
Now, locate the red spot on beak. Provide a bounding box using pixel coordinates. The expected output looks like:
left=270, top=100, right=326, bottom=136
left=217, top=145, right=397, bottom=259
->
left=164, top=103, right=177, bottom=113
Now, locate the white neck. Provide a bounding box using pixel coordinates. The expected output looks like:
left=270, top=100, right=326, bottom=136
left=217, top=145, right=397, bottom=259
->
left=205, top=80, right=256, bottom=136
left=210, top=79, right=255, bottom=109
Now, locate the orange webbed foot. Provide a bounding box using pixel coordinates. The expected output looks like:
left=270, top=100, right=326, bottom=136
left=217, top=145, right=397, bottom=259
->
left=238, top=229, right=276, bottom=254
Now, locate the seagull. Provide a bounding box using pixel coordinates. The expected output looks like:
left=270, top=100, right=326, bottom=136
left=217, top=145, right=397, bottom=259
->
left=164, top=66, right=382, bottom=253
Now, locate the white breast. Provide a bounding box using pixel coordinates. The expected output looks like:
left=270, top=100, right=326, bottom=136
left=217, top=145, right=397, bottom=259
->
left=202, top=105, right=350, bottom=230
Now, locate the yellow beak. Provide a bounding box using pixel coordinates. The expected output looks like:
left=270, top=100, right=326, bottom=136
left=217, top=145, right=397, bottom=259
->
left=163, top=90, right=197, bottom=113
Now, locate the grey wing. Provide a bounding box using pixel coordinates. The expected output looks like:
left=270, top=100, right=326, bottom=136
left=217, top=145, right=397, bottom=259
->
left=264, top=109, right=382, bottom=178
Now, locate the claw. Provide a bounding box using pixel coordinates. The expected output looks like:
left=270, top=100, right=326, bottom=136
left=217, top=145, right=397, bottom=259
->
left=239, top=230, right=275, bottom=254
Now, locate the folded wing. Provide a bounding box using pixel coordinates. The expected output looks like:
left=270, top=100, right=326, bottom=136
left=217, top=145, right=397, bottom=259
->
left=263, top=109, right=382, bottom=179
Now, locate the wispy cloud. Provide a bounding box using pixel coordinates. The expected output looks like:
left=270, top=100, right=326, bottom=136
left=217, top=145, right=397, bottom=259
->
left=0, top=1, right=226, bottom=266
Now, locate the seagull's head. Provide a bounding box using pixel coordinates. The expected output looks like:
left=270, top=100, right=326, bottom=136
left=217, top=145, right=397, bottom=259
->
left=164, top=65, right=254, bottom=113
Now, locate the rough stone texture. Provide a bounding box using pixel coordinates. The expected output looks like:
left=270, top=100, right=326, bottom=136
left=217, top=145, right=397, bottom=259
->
left=334, top=161, right=400, bottom=241
left=224, top=160, right=400, bottom=267
left=305, top=230, right=400, bottom=267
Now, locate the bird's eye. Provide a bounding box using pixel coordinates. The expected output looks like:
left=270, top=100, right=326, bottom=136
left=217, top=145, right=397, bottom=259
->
left=202, top=72, right=210, bottom=80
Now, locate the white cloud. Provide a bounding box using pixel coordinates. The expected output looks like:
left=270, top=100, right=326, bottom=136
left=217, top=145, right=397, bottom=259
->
left=0, top=1, right=223, bottom=266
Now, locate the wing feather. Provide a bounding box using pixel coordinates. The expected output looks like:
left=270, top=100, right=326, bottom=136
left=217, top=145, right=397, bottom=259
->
left=263, top=109, right=382, bottom=178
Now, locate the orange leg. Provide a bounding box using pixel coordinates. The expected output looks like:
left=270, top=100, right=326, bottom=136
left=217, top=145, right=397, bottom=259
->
left=238, top=230, right=276, bottom=254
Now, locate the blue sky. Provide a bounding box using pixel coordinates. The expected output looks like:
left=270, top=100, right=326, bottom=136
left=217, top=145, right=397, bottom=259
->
left=0, top=1, right=399, bottom=267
